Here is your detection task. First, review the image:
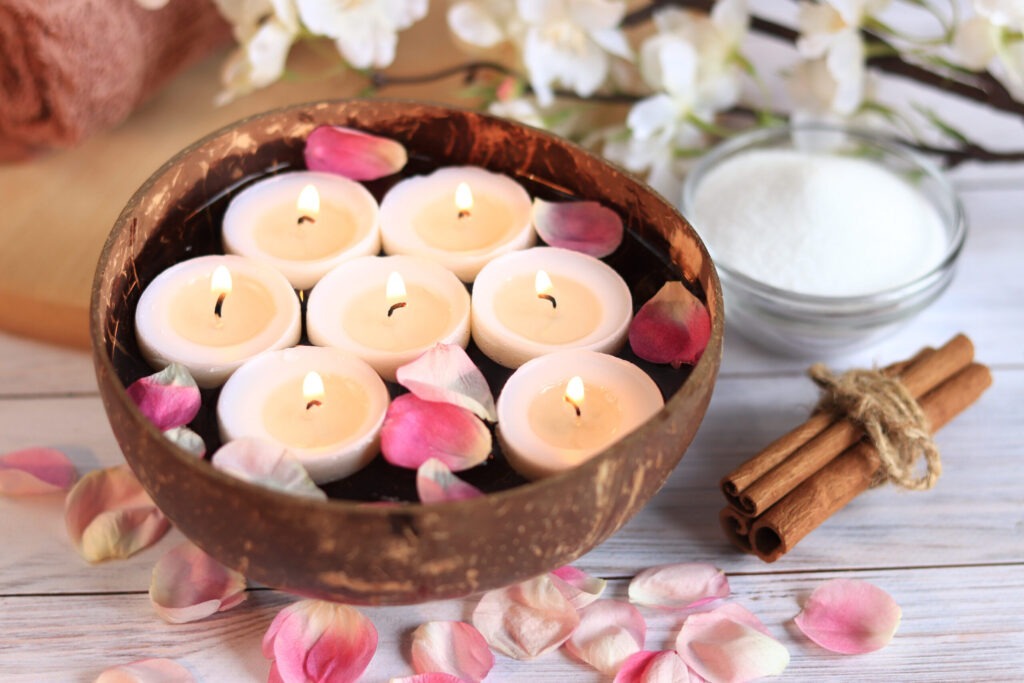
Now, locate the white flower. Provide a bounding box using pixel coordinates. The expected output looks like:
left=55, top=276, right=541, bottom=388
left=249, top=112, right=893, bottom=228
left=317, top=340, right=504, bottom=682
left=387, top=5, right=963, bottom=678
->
left=796, top=0, right=889, bottom=57
left=448, top=0, right=523, bottom=48
left=295, top=0, right=428, bottom=70
left=954, top=2, right=1024, bottom=101
left=213, top=0, right=300, bottom=104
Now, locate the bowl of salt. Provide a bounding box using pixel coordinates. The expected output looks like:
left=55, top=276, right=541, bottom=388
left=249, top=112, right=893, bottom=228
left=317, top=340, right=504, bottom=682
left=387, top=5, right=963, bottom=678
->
left=681, top=124, right=965, bottom=356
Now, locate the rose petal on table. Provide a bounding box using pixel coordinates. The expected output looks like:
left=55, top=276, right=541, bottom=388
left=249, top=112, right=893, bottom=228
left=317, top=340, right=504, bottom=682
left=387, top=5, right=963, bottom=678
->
left=416, top=458, right=485, bottom=503
left=532, top=198, right=623, bottom=258
left=628, top=563, right=729, bottom=610
left=305, top=125, right=408, bottom=181
left=614, top=650, right=691, bottom=683
left=0, top=447, right=77, bottom=495
left=675, top=603, right=789, bottom=683
left=472, top=574, right=580, bottom=660
left=126, top=363, right=201, bottom=431
left=381, top=395, right=491, bottom=472
left=64, top=465, right=171, bottom=563
left=94, top=657, right=195, bottom=682
left=211, top=438, right=326, bottom=501
left=565, top=600, right=646, bottom=675
left=550, top=565, right=607, bottom=609
left=263, top=600, right=377, bottom=683
left=149, top=541, right=247, bottom=624
left=389, top=675, right=465, bottom=683
left=629, top=282, right=711, bottom=368
left=396, top=344, right=497, bottom=422
left=162, top=427, right=205, bottom=458
left=411, top=621, right=494, bottom=682
left=794, top=578, right=902, bottom=654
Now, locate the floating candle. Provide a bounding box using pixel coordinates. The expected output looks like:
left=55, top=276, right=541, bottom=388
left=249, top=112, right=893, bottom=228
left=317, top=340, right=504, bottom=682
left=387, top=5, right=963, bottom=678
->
left=306, top=255, right=472, bottom=381
left=135, top=255, right=301, bottom=388
left=218, top=346, right=389, bottom=483
left=379, top=166, right=534, bottom=282
left=222, top=171, right=380, bottom=290
left=471, top=247, right=632, bottom=368
left=497, top=350, right=664, bottom=479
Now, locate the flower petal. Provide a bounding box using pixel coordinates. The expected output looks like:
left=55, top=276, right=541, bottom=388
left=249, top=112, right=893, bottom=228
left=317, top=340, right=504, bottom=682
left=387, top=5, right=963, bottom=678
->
left=629, top=281, right=711, bottom=368
left=411, top=621, right=494, bottom=682
left=163, top=427, right=205, bottom=458
left=263, top=600, right=378, bottom=683
left=416, top=458, right=485, bottom=504
left=565, top=600, right=647, bottom=675
left=305, top=125, right=408, bottom=181
left=390, top=675, right=465, bottom=683
left=675, top=603, right=789, bottom=683
left=532, top=198, right=624, bottom=258
left=150, top=541, right=247, bottom=624
left=628, top=563, right=729, bottom=610
left=396, top=344, right=497, bottom=422
left=381, top=395, right=491, bottom=472
left=794, top=578, right=901, bottom=654
left=210, top=438, right=327, bottom=501
left=472, top=574, right=580, bottom=659
left=0, top=447, right=77, bottom=495
left=550, top=565, right=607, bottom=609
left=64, top=465, right=171, bottom=563
left=126, top=363, right=201, bottom=431
left=614, top=650, right=691, bottom=683
left=94, top=657, right=195, bottom=683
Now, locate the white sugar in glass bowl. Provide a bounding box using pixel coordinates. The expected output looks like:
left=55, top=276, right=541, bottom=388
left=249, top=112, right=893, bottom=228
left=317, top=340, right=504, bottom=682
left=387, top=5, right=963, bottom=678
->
left=681, top=124, right=966, bottom=356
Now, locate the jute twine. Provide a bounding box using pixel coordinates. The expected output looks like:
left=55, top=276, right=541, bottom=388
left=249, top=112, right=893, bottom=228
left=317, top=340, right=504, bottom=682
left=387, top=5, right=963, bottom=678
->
left=808, top=364, right=942, bottom=490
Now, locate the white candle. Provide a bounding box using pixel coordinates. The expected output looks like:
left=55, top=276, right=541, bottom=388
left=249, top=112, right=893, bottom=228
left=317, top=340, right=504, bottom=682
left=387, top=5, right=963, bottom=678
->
left=379, top=166, right=534, bottom=282
left=135, top=255, right=301, bottom=388
left=222, top=171, right=380, bottom=290
left=497, top=350, right=664, bottom=480
left=218, top=346, right=389, bottom=483
left=471, top=246, right=632, bottom=368
left=306, top=255, right=472, bottom=381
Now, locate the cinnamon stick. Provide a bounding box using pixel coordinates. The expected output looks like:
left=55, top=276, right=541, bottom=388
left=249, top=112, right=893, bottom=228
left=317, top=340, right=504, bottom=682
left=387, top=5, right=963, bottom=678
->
left=737, top=335, right=974, bottom=516
left=719, top=506, right=753, bottom=553
left=747, top=362, right=993, bottom=562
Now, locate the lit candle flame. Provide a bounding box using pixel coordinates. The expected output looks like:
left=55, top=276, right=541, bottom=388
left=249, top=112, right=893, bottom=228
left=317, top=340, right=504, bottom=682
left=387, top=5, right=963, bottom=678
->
left=455, top=182, right=473, bottom=218
left=564, top=376, right=584, bottom=417
left=535, top=269, right=557, bottom=309
left=386, top=271, right=407, bottom=317
left=303, top=371, right=324, bottom=410
left=297, top=184, right=320, bottom=224
left=211, top=265, right=232, bottom=318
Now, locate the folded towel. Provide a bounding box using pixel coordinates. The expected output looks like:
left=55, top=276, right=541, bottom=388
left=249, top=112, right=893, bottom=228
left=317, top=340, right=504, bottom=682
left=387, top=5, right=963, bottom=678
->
left=0, top=0, right=229, bottom=161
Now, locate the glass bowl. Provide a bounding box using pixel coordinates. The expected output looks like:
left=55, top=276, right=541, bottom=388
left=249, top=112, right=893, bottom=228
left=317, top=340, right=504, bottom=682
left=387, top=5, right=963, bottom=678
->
left=681, top=124, right=966, bottom=356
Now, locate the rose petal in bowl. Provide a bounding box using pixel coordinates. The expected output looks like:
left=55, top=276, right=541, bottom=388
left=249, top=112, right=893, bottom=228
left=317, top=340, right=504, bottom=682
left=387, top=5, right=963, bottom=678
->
left=532, top=198, right=624, bottom=258
left=163, top=427, right=205, bottom=458
left=472, top=574, right=580, bottom=660
left=550, top=565, right=607, bottom=609
left=396, top=343, right=497, bottom=422
left=126, top=363, right=200, bottom=431
left=150, top=541, right=247, bottom=624
left=675, top=603, right=789, bottom=683
left=211, top=438, right=326, bottom=501
left=263, top=600, right=378, bottom=683
left=0, top=447, right=77, bottom=496
left=794, top=578, right=901, bottom=654
left=411, top=621, right=494, bottom=682
left=629, top=282, right=711, bottom=368
left=565, top=600, right=647, bottom=675
left=94, top=657, right=195, bottom=682
left=628, top=563, right=729, bottom=610
left=381, top=395, right=491, bottom=471
left=305, top=125, right=408, bottom=181
left=614, top=650, right=691, bottom=683
left=389, top=675, right=465, bottom=683
left=416, top=458, right=484, bottom=504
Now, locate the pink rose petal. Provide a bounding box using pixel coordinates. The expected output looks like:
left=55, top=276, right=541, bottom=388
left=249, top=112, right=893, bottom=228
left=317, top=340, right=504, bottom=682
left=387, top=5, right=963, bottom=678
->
left=389, top=675, right=465, bottom=683
left=675, top=603, right=789, bottom=683
left=305, top=125, right=408, bottom=181
left=94, top=657, right=195, bottom=682
left=263, top=600, right=378, bottom=683
left=396, top=344, right=497, bottom=422
left=0, top=447, right=77, bottom=495
left=565, top=600, right=647, bottom=675
left=532, top=197, right=624, bottom=258
left=794, top=578, right=901, bottom=654
left=416, top=458, right=484, bottom=503
left=472, top=574, right=580, bottom=660
left=628, top=563, right=729, bottom=610
left=149, top=541, right=247, bottom=624
left=64, top=465, right=171, bottom=563
left=126, top=363, right=201, bottom=431
left=614, top=650, right=691, bottom=683
left=211, top=438, right=326, bottom=501
left=550, top=565, right=607, bottom=609
left=629, top=282, right=711, bottom=368
left=163, top=427, right=205, bottom=458
left=411, top=621, right=494, bottom=682
left=381, top=395, right=491, bottom=472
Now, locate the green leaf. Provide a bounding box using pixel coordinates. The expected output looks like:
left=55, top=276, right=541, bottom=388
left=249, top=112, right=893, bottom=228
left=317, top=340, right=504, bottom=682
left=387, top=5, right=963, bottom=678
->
left=914, top=105, right=971, bottom=145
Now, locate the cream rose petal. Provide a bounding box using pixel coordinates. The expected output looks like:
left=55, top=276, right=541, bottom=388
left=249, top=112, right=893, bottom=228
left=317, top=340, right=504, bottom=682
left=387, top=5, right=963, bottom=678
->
left=549, top=565, right=607, bottom=609
left=210, top=438, right=327, bottom=500
left=794, top=578, right=901, bottom=654
left=94, top=657, right=195, bottom=683
left=0, top=447, right=77, bottom=496
left=416, top=458, right=485, bottom=504
left=125, top=363, right=201, bottom=431
left=149, top=541, right=248, bottom=624
left=396, top=344, right=496, bottom=422
left=565, top=600, right=647, bottom=675
left=263, top=600, right=378, bottom=683
left=162, top=427, right=205, bottom=458
left=390, top=675, right=465, bottom=683
left=411, top=621, right=494, bottom=682
left=675, top=603, right=789, bottom=683
left=628, top=563, right=729, bottom=610
left=472, top=574, right=581, bottom=659
left=614, top=650, right=691, bottom=683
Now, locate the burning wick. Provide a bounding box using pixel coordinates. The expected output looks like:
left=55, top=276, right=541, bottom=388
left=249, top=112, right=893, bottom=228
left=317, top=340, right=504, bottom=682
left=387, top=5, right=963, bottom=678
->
left=455, top=182, right=473, bottom=219
left=386, top=271, right=407, bottom=317
left=564, top=375, right=584, bottom=418
left=303, top=371, right=324, bottom=411
left=297, top=184, right=320, bottom=225
left=211, top=265, right=232, bottom=319
left=535, top=270, right=557, bottom=309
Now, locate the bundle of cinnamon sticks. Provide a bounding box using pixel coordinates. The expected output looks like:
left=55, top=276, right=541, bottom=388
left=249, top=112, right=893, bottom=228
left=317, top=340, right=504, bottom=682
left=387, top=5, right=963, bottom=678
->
left=719, top=334, right=992, bottom=562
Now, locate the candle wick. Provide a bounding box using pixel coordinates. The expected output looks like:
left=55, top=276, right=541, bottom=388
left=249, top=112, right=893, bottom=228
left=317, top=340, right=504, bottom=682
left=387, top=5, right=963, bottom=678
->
left=306, top=399, right=322, bottom=410
left=297, top=215, right=316, bottom=225
left=458, top=209, right=470, bottom=219
left=538, top=293, right=558, bottom=309
left=214, top=293, right=226, bottom=318
left=565, top=397, right=582, bottom=418
left=387, top=301, right=407, bottom=317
